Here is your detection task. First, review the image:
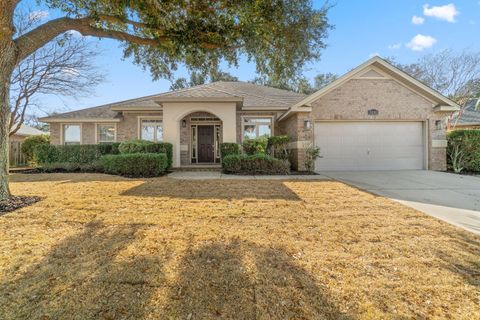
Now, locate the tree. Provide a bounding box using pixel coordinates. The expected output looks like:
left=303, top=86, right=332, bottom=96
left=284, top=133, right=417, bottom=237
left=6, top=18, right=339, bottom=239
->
left=170, top=71, right=238, bottom=90
left=9, top=10, right=104, bottom=136
left=391, top=50, right=480, bottom=105
left=0, top=0, right=332, bottom=200
left=251, top=72, right=337, bottom=94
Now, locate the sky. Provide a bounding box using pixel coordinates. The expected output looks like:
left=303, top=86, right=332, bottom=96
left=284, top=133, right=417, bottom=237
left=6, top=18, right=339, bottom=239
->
left=21, top=1, right=480, bottom=115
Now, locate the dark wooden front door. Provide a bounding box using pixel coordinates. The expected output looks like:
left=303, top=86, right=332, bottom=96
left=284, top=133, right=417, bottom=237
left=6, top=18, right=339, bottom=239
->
left=197, top=125, right=215, bottom=163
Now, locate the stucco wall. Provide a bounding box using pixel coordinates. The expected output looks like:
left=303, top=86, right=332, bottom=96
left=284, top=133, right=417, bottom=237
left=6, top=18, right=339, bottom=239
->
left=284, top=78, right=448, bottom=171
left=163, top=102, right=237, bottom=167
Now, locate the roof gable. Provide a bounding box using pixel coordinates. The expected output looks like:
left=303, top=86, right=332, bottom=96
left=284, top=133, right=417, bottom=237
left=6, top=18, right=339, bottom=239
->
left=285, top=57, right=461, bottom=116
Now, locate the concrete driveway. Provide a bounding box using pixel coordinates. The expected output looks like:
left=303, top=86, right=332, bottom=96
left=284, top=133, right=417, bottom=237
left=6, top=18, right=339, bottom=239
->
left=321, top=170, right=480, bottom=235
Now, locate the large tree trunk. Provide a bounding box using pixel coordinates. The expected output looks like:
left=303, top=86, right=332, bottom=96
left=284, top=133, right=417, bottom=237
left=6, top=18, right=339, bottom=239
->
left=0, top=43, right=15, bottom=200
left=0, top=2, right=17, bottom=200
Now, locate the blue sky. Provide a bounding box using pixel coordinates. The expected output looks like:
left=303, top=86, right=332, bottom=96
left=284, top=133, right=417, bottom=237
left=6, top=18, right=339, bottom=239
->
left=24, top=1, right=480, bottom=115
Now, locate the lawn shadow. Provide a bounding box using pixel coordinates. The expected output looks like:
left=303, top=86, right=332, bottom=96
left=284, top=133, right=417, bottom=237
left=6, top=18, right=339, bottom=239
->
left=121, top=179, right=302, bottom=200
left=160, top=240, right=351, bottom=319
left=10, top=172, right=139, bottom=184
left=435, top=230, right=480, bottom=289
left=0, top=221, right=165, bottom=319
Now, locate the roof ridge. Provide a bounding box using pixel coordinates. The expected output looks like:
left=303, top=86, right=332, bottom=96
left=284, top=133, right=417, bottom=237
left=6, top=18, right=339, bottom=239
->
left=212, top=82, right=294, bottom=106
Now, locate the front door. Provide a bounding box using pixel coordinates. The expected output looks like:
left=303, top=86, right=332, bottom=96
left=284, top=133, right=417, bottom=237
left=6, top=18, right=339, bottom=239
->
left=197, top=125, right=215, bottom=163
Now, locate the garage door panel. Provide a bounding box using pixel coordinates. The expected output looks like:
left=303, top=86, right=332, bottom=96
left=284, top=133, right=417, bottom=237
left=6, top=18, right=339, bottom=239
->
left=314, top=121, right=424, bottom=171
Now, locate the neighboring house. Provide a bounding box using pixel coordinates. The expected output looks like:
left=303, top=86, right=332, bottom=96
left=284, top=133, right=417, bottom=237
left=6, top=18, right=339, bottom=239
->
left=449, top=98, right=480, bottom=130
left=40, top=57, right=460, bottom=171
left=10, top=124, right=46, bottom=166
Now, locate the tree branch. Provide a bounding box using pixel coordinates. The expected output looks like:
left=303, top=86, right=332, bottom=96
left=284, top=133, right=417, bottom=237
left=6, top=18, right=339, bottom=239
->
left=14, top=16, right=167, bottom=62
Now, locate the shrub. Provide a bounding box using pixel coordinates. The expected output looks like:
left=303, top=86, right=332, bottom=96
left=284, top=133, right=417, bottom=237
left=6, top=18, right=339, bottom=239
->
left=100, top=153, right=168, bottom=177
left=119, top=139, right=173, bottom=168
left=21, top=134, right=50, bottom=163
left=220, top=143, right=241, bottom=159
left=242, top=137, right=268, bottom=155
left=222, top=153, right=290, bottom=175
left=447, top=130, right=480, bottom=173
left=33, top=143, right=120, bottom=166
left=33, top=144, right=59, bottom=164
left=267, top=135, right=290, bottom=160
left=38, top=161, right=103, bottom=173
left=304, top=142, right=321, bottom=172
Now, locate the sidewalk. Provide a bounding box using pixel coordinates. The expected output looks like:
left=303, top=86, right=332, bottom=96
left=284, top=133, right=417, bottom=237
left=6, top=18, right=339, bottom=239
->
left=168, top=171, right=331, bottom=180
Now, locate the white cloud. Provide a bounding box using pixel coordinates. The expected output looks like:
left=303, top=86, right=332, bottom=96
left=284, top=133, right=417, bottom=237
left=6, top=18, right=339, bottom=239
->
left=423, top=3, right=459, bottom=23
left=66, top=30, right=82, bottom=37
left=369, top=52, right=380, bottom=58
left=28, top=10, right=49, bottom=22
left=406, top=34, right=437, bottom=51
left=388, top=43, right=402, bottom=50
left=412, top=15, right=425, bottom=25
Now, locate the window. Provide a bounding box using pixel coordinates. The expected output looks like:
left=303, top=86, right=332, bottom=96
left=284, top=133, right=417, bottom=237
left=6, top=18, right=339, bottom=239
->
left=243, top=117, right=272, bottom=140
left=63, top=124, right=81, bottom=145
left=140, top=119, right=163, bottom=142
left=97, top=124, right=116, bottom=143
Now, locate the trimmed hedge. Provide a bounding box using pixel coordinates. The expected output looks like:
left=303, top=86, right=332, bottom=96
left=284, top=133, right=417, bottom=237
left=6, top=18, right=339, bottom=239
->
left=21, top=134, right=50, bottom=163
left=119, top=139, right=173, bottom=168
left=242, top=137, right=268, bottom=155
left=38, top=161, right=103, bottom=173
left=100, top=153, right=168, bottom=177
left=220, top=143, right=241, bottom=159
left=33, top=143, right=120, bottom=165
left=222, top=153, right=290, bottom=175
left=267, top=135, right=290, bottom=160
left=447, top=130, right=480, bottom=172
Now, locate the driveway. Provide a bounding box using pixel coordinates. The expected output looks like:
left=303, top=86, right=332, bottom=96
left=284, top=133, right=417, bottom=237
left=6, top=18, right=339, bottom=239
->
left=321, top=170, right=480, bottom=235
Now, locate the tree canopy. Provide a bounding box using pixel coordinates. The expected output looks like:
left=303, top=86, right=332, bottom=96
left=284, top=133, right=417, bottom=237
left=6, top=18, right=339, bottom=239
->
left=19, top=0, right=331, bottom=83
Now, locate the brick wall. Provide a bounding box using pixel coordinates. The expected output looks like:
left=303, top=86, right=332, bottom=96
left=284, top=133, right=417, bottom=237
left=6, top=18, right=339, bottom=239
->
left=283, top=78, right=449, bottom=171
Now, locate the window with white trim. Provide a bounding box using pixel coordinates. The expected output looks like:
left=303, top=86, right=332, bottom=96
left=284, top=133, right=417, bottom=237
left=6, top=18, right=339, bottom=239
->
left=141, top=119, right=163, bottom=142
left=63, top=124, right=81, bottom=145
left=243, top=117, right=272, bottom=140
left=97, top=124, right=116, bottom=143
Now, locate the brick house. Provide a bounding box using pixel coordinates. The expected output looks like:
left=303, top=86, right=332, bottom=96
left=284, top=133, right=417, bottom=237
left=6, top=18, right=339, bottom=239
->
left=40, top=57, right=459, bottom=171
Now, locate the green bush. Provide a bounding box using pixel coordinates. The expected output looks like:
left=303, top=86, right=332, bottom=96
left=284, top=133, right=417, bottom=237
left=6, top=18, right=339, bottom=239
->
left=21, top=134, right=50, bottom=163
left=267, top=135, right=290, bottom=160
left=220, top=143, right=241, bottom=159
left=242, top=137, right=268, bottom=155
left=38, top=161, right=103, bottom=173
left=222, top=153, right=290, bottom=175
left=447, top=130, right=480, bottom=172
left=119, top=139, right=173, bottom=168
left=33, top=144, right=59, bottom=164
left=100, top=153, right=168, bottom=177
left=33, top=143, right=120, bottom=166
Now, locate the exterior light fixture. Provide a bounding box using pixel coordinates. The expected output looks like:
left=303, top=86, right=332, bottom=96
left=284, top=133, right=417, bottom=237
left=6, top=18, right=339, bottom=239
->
left=182, top=119, right=187, bottom=128
left=304, top=120, right=312, bottom=130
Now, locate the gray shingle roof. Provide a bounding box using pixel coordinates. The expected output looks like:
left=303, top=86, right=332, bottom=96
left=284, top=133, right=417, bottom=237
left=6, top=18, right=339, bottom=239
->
left=40, top=81, right=306, bottom=121
left=452, top=99, right=480, bottom=126
left=12, top=124, right=46, bottom=136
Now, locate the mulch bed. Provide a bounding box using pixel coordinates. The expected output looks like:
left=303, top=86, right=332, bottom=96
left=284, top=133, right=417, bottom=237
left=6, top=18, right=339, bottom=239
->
left=0, top=196, right=42, bottom=215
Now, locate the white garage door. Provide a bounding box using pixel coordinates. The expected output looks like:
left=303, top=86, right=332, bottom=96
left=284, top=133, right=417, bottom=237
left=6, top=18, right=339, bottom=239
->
left=314, top=121, right=425, bottom=171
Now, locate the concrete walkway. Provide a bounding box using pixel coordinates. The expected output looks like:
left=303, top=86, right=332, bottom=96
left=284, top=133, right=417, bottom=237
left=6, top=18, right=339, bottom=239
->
left=168, top=171, right=331, bottom=180
left=322, top=170, right=480, bottom=235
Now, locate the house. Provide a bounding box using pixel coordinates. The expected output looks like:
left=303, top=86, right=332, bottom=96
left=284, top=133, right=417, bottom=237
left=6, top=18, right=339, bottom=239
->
left=10, top=124, right=46, bottom=166
left=39, top=57, right=460, bottom=171
left=449, top=98, right=480, bottom=130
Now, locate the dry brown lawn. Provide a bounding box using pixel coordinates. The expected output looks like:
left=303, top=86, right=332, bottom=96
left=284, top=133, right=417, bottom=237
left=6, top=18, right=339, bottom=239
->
left=1, top=173, right=479, bottom=319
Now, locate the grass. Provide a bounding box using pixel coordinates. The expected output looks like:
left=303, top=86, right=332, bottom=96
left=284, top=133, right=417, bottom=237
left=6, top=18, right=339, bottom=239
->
left=1, top=173, right=479, bottom=319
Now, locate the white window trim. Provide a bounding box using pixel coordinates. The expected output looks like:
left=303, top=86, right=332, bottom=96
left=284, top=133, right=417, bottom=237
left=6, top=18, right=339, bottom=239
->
left=95, top=123, right=117, bottom=144
left=137, top=116, right=164, bottom=142
left=61, top=123, right=83, bottom=145
left=241, top=115, right=274, bottom=141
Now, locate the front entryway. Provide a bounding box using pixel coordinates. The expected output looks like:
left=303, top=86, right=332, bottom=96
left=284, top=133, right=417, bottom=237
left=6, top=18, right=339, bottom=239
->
left=197, top=125, right=215, bottom=163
